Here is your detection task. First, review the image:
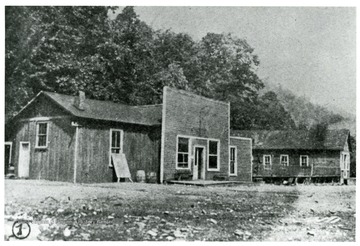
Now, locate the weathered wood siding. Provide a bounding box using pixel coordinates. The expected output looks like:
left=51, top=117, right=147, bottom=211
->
left=162, top=87, right=230, bottom=181
left=229, top=138, right=252, bottom=182
left=9, top=118, right=75, bottom=182
left=252, top=149, right=341, bottom=178
left=311, top=151, right=340, bottom=177
left=6, top=95, right=76, bottom=182
left=76, top=120, right=161, bottom=183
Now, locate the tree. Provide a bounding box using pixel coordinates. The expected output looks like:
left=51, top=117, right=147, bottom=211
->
left=6, top=6, right=297, bottom=132
left=5, top=6, right=113, bottom=120
left=256, top=91, right=296, bottom=130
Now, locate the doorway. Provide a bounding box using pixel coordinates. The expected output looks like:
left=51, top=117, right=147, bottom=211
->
left=193, top=146, right=205, bottom=180
left=5, top=142, right=12, bottom=175
left=18, top=142, right=30, bottom=178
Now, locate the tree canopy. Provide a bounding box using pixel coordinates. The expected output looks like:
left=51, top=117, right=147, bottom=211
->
left=6, top=6, right=297, bottom=130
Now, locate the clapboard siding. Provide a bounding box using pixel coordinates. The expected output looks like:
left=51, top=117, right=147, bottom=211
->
left=162, top=87, right=230, bottom=181
left=10, top=118, right=75, bottom=182
left=76, top=121, right=161, bottom=183
left=252, top=149, right=341, bottom=178
left=229, top=138, right=252, bottom=182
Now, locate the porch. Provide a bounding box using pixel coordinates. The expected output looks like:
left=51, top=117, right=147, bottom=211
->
left=166, top=180, right=255, bottom=187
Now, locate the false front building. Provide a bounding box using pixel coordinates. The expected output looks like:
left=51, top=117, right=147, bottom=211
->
left=5, top=87, right=252, bottom=183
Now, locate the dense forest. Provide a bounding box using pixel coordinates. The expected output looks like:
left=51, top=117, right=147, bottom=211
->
left=5, top=6, right=353, bottom=133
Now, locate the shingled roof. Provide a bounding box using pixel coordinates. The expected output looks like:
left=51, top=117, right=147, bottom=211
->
left=231, top=129, right=350, bottom=150
left=17, top=91, right=162, bottom=126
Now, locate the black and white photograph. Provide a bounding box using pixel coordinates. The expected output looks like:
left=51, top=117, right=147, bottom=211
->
left=2, top=1, right=357, bottom=242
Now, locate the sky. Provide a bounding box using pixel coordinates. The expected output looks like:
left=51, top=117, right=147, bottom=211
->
left=127, top=6, right=356, bottom=115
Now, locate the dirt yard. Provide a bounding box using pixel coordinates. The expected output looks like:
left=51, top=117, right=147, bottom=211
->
left=4, top=180, right=356, bottom=241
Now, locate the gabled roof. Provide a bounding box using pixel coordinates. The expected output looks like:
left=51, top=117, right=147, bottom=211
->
left=16, top=91, right=162, bottom=126
left=231, top=129, right=350, bottom=150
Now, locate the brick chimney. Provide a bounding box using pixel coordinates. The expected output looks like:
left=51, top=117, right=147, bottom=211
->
left=74, top=91, right=85, bottom=110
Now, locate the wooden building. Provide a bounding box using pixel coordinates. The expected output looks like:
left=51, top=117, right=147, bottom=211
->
left=231, top=129, right=351, bottom=183
left=5, top=87, right=252, bottom=183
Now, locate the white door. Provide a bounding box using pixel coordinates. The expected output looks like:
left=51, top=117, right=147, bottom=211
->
left=193, top=146, right=205, bottom=180
left=18, top=142, right=30, bottom=178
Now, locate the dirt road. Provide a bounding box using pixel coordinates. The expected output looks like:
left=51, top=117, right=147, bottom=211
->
left=4, top=180, right=356, bottom=241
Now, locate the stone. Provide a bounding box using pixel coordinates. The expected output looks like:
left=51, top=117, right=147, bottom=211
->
left=307, top=231, right=315, bottom=236
left=63, top=227, right=71, bottom=237
left=208, top=218, right=217, bottom=224
left=39, top=224, right=50, bottom=232
left=166, top=236, right=175, bottom=241
left=173, top=229, right=185, bottom=238
left=80, top=233, right=91, bottom=240
left=135, top=222, right=146, bottom=231
left=234, top=229, right=244, bottom=236
left=147, top=230, right=157, bottom=237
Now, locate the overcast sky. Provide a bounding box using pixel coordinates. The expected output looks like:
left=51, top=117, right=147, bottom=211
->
left=128, top=6, right=356, bottom=115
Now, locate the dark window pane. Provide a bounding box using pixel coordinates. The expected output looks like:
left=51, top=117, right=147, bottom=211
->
left=230, top=148, right=235, bottom=160
left=38, top=136, right=46, bottom=146
left=112, top=131, right=116, bottom=148
left=178, top=154, right=183, bottom=163
left=230, top=161, right=235, bottom=174
left=183, top=154, right=188, bottom=163
left=38, top=123, right=47, bottom=134
left=209, top=141, right=218, bottom=155
left=112, top=131, right=121, bottom=148
left=209, top=155, right=218, bottom=169
left=178, top=137, right=189, bottom=152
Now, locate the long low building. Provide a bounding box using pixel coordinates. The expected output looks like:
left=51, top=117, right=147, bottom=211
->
left=231, top=129, right=351, bottom=184
left=5, top=86, right=252, bottom=184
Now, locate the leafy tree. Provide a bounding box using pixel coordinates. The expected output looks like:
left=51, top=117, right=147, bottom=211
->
left=5, top=7, right=39, bottom=120
left=5, top=6, right=297, bottom=132
left=255, top=91, right=296, bottom=130
left=5, top=6, right=113, bottom=120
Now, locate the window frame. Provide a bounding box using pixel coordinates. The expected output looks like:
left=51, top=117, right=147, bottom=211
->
left=176, top=136, right=191, bottom=170
left=35, top=122, right=49, bottom=148
left=300, top=155, right=309, bottom=167
left=280, top=154, right=289, bottom=167
left=263, top=155, right=272, bottom=169
left=229, top=146, right=237, bottom=176
left=109, top=129, right=124, bottom=167
left=207, top=139, right=220, bottom=171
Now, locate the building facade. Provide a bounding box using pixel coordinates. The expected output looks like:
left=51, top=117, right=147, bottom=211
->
left=232, top=130, right=351, bottom=183
left=5, top=87, right=252, bottom=183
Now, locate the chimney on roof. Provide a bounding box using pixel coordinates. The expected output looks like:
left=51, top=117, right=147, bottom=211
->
left=74, top=91, right=85, bottom=110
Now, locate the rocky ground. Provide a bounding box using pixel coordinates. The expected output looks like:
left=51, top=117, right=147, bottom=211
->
left=4, top=180, right=356, bottom=241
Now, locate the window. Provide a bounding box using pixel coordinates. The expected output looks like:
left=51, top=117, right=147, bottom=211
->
left=300, top=155, right=309, bottom=167
left=110, top=129, right=123, bottom=154
left=177, top=137, right=190, bottom=169
left=208, top=140, right=219, bottom=170
left=109, top=129, right=123, bottom=166
left=280, top=155, right=289, bottom=166
left=263, top=155, right=271, bottom=169
left=229, top=146, right=237, bottom=176
left=36, top=122, right=48, bottom=148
